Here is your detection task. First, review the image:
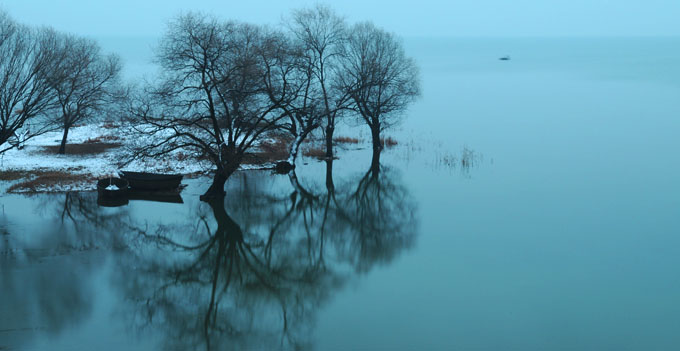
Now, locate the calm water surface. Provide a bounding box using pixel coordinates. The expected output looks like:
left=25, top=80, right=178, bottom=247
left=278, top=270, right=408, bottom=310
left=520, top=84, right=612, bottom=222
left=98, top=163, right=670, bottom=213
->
left=2, top=37, right=680, bottom=350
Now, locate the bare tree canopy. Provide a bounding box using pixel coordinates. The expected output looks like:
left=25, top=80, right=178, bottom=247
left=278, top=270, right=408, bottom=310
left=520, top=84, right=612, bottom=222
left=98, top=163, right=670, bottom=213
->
left=340, top=22, right=421, bottom=154
left=287, top=5, right=349, bottom=160
left=0, top=12, right=64, bottom=154
left=131, top=14, right=296, bottom=199
left=122, top=8, right=422, bottom=198
left=47, top=34, right=122, bottom=154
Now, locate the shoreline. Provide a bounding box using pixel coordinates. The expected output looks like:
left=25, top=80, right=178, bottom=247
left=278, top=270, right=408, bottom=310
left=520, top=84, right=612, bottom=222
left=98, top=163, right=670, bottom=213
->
left=0, top=121, right=280, bottom=194
left=0, top=121, right=367, bottom=195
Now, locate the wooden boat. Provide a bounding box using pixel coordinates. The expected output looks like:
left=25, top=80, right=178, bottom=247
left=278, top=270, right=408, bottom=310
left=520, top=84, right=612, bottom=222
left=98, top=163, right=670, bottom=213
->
left=120, top=171, right=183, bottom=191
left=97, top=177, right=129, bottom=198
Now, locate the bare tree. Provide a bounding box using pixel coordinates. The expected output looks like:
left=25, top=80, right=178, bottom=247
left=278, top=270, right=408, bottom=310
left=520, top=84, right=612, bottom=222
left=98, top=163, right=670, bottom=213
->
left=0, top=12, right=64, bottom=154
left=339, top=22, right=420, bottom=165
left=130, top=14, right=294, bottom=200
left=287, top=5, right=350, bottom=160
left=257, top=30, right=310, bottom=170
left=47, top=34, right=121, bottom=154
left=268, top=41, right=321, bottom=169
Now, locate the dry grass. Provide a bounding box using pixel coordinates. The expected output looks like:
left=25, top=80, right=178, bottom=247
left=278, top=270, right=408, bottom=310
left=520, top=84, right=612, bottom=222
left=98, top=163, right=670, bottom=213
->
left=242, top=137, right=289, bottom=165
left=334, top=136, right=360, bottom=144
left=0, top=169, right=30, bottom=181
left=85, top=135, right=120, bottom=143
left=434, top=146, right=480, bottom=174
left=303, top=147, right=327, bottom=159
left=381, top=136, right=398, bottom=148
left=41, top=141, right=122, bottom=155
left=460, top=146, right=476, bottom=168
left=101, top=122, right=119, bottom=129
left=184, top=171, right=207, bottom=179
left=7, top=171, right=91, bottom=193
left=439, top=152, right=456, bottom=169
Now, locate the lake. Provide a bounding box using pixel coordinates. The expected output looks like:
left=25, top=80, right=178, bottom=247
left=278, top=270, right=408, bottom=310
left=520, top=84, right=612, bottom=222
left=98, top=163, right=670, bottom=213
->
left=2, top=36, right=680, bottom=350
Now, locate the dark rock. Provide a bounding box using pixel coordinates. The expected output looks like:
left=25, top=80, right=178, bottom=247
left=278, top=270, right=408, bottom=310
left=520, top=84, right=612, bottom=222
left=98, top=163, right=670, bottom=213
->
left=274, top=161, right=294, bottom=174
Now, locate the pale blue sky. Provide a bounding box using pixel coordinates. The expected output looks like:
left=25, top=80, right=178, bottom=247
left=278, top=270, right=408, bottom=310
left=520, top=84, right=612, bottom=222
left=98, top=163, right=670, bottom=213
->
left=1, top=0, right=679, bottom=37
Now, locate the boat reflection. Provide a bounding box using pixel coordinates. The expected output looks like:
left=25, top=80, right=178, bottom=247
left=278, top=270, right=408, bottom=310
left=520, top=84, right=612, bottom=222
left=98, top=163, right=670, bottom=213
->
left=1, top=158, right=418, bottom=350
left=125, top=188, right=184, bottom=204
left=97, top=188, right=185, bottom=206
left=115, top=161, right=418, bottom=350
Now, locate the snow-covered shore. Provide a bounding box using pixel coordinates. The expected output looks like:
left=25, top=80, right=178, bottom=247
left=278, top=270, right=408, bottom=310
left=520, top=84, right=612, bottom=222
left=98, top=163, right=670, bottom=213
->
left=0, top=122, right=273, bottom=193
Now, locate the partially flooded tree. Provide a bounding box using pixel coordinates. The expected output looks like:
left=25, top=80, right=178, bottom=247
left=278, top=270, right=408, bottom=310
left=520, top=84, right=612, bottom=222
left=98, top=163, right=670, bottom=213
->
left=287, top=5, right=349, bottom=160
left=0, top=12, right=63, bottom=154
left=339, top=22, right=420, bottom=167
left=130, top=14, right=293, bottom=200
left=47, top=34, right=121, bottom=154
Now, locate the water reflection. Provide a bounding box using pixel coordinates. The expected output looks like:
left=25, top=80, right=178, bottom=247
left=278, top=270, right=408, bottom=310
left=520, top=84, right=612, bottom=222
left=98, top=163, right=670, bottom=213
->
left=0, top=192, right=128, bottom=349
left=0, top=160, right=417, bottom=349
left=0, top=164, right=416, bottom=349
left=338, top=163, right=418, bottom=272
left=112, top=161, right=418, bottom=350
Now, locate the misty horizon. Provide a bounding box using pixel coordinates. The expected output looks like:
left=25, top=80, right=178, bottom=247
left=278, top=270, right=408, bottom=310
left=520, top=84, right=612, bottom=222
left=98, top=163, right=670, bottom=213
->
left=1, top=0, right=679, bottom=38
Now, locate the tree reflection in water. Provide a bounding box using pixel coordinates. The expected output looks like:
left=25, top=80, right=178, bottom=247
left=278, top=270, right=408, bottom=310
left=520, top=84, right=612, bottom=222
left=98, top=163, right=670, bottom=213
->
left=117, top=160, right=418, bottom=350
left=336, top=163, right=417, bottom=272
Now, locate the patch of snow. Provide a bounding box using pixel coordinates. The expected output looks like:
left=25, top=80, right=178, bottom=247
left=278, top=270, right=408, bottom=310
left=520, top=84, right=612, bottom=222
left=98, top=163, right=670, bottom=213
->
left=0, top=121, right=278, bottom=193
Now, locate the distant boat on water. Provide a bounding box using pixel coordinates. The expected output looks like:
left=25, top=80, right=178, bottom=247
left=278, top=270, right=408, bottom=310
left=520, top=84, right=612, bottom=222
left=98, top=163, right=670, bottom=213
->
left=499, top=55, right=511, bottom=61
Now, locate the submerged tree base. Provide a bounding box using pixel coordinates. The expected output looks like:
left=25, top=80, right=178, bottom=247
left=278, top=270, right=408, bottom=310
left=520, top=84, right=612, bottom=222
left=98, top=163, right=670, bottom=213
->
left=200, top=172, right=228, bottom=202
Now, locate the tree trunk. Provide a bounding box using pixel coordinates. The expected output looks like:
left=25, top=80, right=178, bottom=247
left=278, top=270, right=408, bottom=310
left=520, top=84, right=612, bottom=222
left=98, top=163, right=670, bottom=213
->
left=202, top=164, right=238, bottom=201
left=287, top=133, right=302, bottom=166
left=208, top=197, right=243, bottom=240
left=281, top=127, right=315, bottom=173
left=325, top=159, right=334, bottom=194
left=201, top=152, right=243, bottom=201
left=287, top=127, right=312, bottom=165
left=325, top=125, right=334, bottom=158
left=201, top=172, right=228, bottom=201
left=58, top=126, right=70, bottom=154
left=370, top=146, right=381, bottom=178
left=370, top=122, right=382, bottom=153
